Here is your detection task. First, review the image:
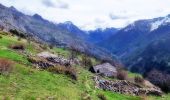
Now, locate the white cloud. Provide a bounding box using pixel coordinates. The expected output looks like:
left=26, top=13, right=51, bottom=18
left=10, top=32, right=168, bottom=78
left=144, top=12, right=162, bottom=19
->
left=0, top=0, right=170, bottom=30
left=42, top=0, right=69, bottom=9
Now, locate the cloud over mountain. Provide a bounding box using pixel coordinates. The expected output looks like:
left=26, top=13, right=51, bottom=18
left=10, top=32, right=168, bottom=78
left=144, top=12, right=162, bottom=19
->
left=42, top=0, right=69, bottom=9
left=0, top=0, right=170, bottom=30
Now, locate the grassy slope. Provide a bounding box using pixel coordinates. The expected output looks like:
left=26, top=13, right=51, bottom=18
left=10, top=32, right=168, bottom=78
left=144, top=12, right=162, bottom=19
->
left=0, top=32, right=142, bottom=99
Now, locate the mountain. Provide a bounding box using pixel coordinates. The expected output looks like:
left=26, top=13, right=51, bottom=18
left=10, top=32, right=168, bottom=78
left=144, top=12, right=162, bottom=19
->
left=88, top=28, right=118, bottom=43
left=56, top=21, right=88, bottom=40
left=127, top=38, right=170, bottom=75
left=0, top=3, right=119, bottom=62
left=98, top=14, right=170, bottom=74
left=99, top=14, right=170, bottom=57
left=57, top=22, right=119, bottom=44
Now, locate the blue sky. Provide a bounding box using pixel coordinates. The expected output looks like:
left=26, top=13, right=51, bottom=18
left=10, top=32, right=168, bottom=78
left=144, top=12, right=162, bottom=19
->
left=0, top=0, right=170, bottom=30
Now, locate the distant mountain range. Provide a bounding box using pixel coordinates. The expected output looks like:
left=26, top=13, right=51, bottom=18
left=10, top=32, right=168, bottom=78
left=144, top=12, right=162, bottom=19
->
left=0, top=3, right=118, bottom=62
left=87, top=28, right=119, bottom=43
left=1, top=3, right=170, bottom=75
left=56, top=21, right=119, bottom=44
left=98, top=14, right=170, bottom=74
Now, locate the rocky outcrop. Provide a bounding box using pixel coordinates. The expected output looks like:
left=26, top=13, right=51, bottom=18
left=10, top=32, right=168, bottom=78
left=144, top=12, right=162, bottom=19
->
left=94, top=76, right=163, bottom=96
left=28, top=52, right=80, bottom=69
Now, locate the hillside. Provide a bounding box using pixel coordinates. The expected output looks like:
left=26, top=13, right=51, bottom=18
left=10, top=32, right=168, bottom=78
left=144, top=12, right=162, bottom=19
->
left=0, top=0, right=170, bottom=99
left=126, top=37, right=170, bottom=74
left=0, top=31, right=145, bottom=99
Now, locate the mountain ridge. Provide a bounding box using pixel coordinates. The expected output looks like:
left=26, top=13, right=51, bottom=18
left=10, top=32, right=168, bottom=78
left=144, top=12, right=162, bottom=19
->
left=0, top=3, right=119, bottom=64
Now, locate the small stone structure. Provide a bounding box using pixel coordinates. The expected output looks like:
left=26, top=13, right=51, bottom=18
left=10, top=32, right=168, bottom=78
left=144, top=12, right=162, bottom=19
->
left=93, top=63, right=117, bottom=77
left=94, top=76, right=163, bottom=96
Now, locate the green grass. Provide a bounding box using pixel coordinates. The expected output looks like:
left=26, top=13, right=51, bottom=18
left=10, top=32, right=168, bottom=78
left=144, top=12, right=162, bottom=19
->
left=0, top=31, right=144, bottom=99
left=147, top=94, right=170, bottom=100
left=0, top=34, right=23, bottom=47
left=0, top=63, right=142, bottom=100
left=97, top=90, right=141, bottom=100
left=26, top=42, right=43, bottom=54
left=0, top=64, right=81, bottom=100
left=52, top=47, right=70, bottom=57
left=128, top=72, right=142, bottom=78
left=0, top=49, right=29, bottom=64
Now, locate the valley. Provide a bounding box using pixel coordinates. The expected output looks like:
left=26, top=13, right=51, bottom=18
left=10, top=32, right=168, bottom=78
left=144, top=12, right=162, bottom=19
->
left=0, top=2, right=170, bottom=100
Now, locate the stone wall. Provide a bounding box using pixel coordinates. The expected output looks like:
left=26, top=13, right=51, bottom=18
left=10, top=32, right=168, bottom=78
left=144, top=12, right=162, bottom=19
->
left=94, top=76, right=163, bottom=96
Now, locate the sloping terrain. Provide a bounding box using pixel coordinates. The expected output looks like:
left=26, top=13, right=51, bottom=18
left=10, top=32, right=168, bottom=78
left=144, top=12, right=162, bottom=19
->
left=0, top=4, right=115, bottom=61
left=0, top=31, right=142, bottom=100
left=126, top=37, right=170, bottom=74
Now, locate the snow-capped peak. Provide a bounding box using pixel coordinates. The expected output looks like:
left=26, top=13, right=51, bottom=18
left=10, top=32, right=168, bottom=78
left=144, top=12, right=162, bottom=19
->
left=150, top=16, right=170, bottom=31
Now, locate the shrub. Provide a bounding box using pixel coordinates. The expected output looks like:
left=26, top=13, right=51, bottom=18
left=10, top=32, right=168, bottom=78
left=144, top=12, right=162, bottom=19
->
left=146, top=69, right=170, bottom=93
left=69, top=45, right=79, bottom=60
left=81, top=92, right=91, bottom=100
left=49, top=44, right=54, bottom=49
left=97, top=93, right=107, bottom=100
left=117, top=70, right=128, bottom=80
left=9, top=29, right=26, bottom=38
left=0, top=25, right=4, bottom=30
left=48, top=66, right=77, bottom=80
left=40, top=44, right=48, bottom=50
left=0, top=58, right=13, bottom=75
left=134, top=76, right=144, bottom=84
left=17, top=37, right=22, bottom=41
left=9, top=43, right=25, bottom=50
left=0, top=35, right=2, bottom=39
left=82, top=55, right=93, bottom=69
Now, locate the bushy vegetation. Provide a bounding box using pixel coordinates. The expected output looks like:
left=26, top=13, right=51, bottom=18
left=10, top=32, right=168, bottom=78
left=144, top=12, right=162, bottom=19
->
left=82, top=54, right=93, bottom=69
left=134, top=76, right=144, bottom=84
left=117, top=69, right=128, bottom=80
left=9, top=29, right=26, bottom=38
left=48, top=66, right=77, bottom=80
left=97, top=93, right=107, bottom=100
left=0, top=58, right=13, bottom=75
left=9, top=43, right=25, bottom=50
left=146, top=69, right=170, bottom=93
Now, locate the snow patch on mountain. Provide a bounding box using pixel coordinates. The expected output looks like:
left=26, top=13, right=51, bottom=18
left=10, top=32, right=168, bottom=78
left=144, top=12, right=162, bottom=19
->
left=124, top=23, right=135, bottom=32
left=150, top=17, right=170, bottom=31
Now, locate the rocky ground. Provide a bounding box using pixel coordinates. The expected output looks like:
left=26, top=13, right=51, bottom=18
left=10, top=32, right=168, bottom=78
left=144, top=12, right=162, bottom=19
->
left=94, top=76, right=163, bottom=96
